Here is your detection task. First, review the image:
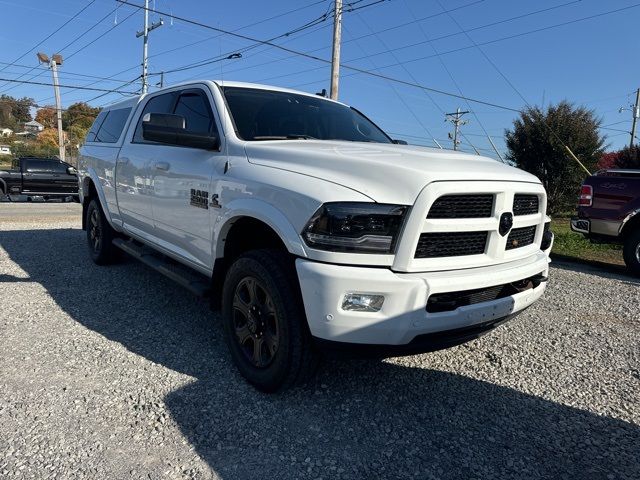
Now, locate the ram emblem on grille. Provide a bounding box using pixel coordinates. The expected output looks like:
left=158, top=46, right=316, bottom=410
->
left=499, top=212, right=514, bottom=236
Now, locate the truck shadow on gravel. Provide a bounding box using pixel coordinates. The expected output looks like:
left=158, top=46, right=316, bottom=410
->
left=1, top=228, right=639, bottom=480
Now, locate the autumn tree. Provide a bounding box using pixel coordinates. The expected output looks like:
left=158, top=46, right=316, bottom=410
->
left=36, top=129, right=60, bottom=148
left=35, top=106, right=57, bottom=129
left=505, top=101, right=605, bottom=214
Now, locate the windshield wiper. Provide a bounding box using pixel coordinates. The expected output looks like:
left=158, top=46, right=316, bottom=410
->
left=252, top=134, right=318, bottom=141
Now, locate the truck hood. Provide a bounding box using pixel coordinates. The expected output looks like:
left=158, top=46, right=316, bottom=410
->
left=244, top=140, right=541, bottom=204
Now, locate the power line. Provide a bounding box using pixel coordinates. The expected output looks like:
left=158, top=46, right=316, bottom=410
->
left=0, top=77, right=138, bottom=94
left=256, top=2, right=640, bottom=98
left=0, top=0, right=97, bottom=75
left=0, top=3, right=139, bottom=96
left=350, top=0, right=582, bottom=66
left=115, top=0, right=521, bottom=113
left=436, top=0, right=594, bottom=174
left=54, top=0, right=333, bottom=102
left=170, top=0, right=484, bottom=84
left=342, top=23, right=441, bottom=147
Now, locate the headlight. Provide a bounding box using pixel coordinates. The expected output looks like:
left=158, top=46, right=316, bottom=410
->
left=302, top=202, right=408, bottom=253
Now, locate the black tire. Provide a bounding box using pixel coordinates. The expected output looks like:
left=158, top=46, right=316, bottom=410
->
left=622, top=228, right=640, bottom=276
left=222, top=249, right=318, bottom=392
left=86, top=198, right=120, bottom=265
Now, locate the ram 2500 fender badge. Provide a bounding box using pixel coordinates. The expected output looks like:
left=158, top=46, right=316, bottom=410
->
left=499, top=212, right=513, bottom=236
left=190, top=189, right=209, bottom=209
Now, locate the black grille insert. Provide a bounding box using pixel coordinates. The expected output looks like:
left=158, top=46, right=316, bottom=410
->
left=415, top=231, right=488, bottom=258
left=427, top=194, right=494, bottom=219
left=513, top=194, right=539, bottom=215
left=426, top=273, right=546, bottom=313
left=506, top=225, right=536, bottom=250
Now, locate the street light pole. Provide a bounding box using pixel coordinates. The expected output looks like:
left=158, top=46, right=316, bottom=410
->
left=329, top=0, right=342, bottom=100
left=37, top=52, right=65, bottom=161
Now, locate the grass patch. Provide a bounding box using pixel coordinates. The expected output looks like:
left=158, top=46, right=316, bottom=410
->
left=551, top=217, right=624, bottom=265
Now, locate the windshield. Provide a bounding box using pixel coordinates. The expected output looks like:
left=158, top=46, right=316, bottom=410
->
left=222, top=86, right=392, bottom=143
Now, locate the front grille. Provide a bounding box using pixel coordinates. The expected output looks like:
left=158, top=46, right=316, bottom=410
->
left=426, top=273, right=545, bottom=313
left=513, top=194, right=539, bottom=215
left=415, top=231, right=488, bottom=258
left=427, top=194, right=494, bottom=219
left=506, top=225, right=536, bottom=250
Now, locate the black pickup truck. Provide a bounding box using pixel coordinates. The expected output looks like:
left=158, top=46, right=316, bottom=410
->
left=0, top=157, right=78, bottom=200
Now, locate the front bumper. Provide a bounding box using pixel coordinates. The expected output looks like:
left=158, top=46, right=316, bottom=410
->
left=296, top=251, right=550, bottom=346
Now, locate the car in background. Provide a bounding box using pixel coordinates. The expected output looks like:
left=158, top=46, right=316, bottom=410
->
left=0, top=157, right=79, bottom=201
left=571, top=168, right=640, bottom=275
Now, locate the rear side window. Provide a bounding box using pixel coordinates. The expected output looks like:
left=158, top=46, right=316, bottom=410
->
left=94, top=107, right=132, bottom=143
left=133, top=92, right=176, bottom=142
left=85, top=110, right=107, bottom=142
left=25, top=160, right=56, bottom=173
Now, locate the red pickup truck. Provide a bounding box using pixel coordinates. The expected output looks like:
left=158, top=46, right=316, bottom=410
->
left=571, top=169, right=640, bottom=275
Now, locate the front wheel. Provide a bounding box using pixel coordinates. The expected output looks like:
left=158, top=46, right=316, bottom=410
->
left=623, top=229, right=640, bottom=276
left=85, top=199, right=120, bottom=265
left=221, top=250, right=318, bottom=392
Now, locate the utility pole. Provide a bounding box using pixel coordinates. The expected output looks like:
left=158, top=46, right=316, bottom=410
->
left=445, top=108, right=469, bottom=151
left=37, top=52, right=65, bottom=162
left=630, top=88, right=640, bottom=148
left=136, top=0, right=163, bottom=94
left=330, top=0, right=342, bottom=100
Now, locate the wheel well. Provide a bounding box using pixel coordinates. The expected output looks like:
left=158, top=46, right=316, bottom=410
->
left=621, top=212, right=640, bottom=239
left=210, top=217, right=290, bottom=310
left=81, top=179, right=98, bottom=230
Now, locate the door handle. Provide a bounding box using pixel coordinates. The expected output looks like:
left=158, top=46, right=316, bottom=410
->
left=154, top=162, right=170, bottom=171
left=117, top=157, right=130, bottom=165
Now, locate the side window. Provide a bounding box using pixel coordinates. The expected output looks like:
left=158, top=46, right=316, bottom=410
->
left=173, top=91, right=216, bottom=136
left=85, top=110, right=107, bottom=142
left=51, top=162, right=69, bottom=174
left=95, top=107, right=132, bottom=143
left=25, top=160, right=55, bottom=173
left=133, top=92, right=176, bottom=142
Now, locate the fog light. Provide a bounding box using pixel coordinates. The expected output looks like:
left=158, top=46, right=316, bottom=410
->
left=342, top=293, right=385, bottom=312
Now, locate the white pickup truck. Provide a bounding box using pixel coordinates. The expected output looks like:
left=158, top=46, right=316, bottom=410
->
left=78, top=80, right=552, bottom=392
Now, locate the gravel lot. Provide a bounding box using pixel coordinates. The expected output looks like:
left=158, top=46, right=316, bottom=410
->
left=1, top=204, right=639, bottom=479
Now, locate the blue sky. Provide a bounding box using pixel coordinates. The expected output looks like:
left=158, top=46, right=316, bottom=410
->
left=1, top=0, right=639, bottom=158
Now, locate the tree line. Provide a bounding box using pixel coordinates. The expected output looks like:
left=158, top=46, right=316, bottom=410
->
left=0, top=94, right=100, bottom=161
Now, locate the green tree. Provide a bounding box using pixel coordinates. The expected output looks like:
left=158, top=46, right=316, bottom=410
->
left=505, top=101, right=605, bottom=214
left=62, top=102, right=100, bottom=131
left=0, top=95, right=33, bottom=129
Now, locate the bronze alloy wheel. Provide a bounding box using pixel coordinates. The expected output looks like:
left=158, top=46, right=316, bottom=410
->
left=232, top=276, right=280, bottom=368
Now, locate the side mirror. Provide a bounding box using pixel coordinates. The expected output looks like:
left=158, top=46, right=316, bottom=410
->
left=67, top=166, right=77, bottom=175
left=392, top=139, right=408, bottom=145
left=142, top=113, right=220, bottom=150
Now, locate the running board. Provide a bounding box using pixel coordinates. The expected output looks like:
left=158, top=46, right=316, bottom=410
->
left=112, top=238, right=211, bottom=298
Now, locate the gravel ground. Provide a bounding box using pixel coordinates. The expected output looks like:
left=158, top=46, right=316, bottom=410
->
left=0, top=205, right=639, bottom=479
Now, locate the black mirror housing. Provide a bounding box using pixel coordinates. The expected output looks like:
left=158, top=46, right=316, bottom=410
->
left=142, top=113, right=220, bottom=150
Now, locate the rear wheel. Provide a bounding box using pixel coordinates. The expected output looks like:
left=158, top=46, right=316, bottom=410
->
left=221, top=250, right=318, bottom=392
left=86, top=199, right=120, bottom=265
left=623, top=228, right=640, bottom=276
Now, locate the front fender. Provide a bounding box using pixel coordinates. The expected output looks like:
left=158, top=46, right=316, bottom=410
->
left=214, top=198, right=307, bottom=258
